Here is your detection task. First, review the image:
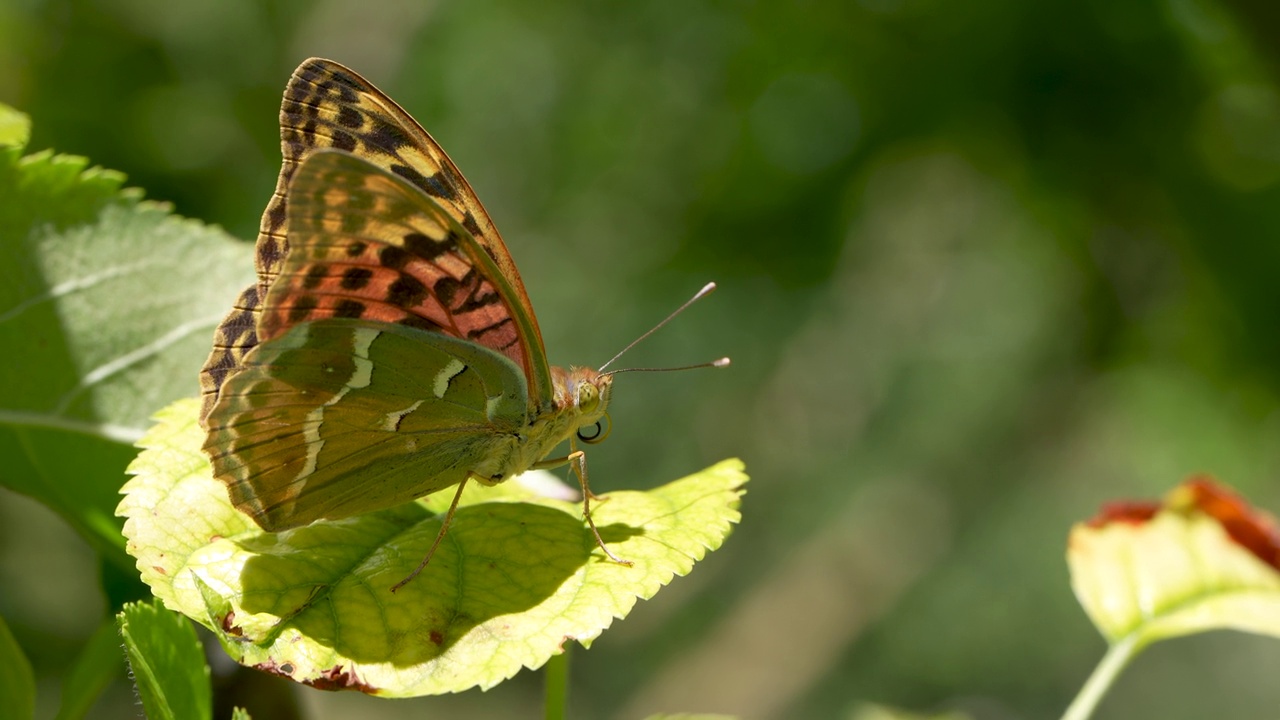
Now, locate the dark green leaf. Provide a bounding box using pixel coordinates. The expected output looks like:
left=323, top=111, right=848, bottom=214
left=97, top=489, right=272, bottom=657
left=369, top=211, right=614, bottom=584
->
left=0, top=613, right=36, bottom=720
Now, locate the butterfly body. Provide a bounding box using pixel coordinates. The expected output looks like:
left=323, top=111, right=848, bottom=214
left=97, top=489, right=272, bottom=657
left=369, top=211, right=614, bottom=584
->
left=199, top=59, right=616, bottom=542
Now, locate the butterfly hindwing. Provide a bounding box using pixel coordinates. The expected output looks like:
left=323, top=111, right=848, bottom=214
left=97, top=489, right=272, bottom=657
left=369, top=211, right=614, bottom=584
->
left=203, top=317, right=529, bottom=530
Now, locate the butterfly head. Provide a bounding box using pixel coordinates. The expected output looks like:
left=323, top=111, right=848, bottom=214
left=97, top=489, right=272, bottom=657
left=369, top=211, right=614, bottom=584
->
left=553, top=366, right=614, bottom=444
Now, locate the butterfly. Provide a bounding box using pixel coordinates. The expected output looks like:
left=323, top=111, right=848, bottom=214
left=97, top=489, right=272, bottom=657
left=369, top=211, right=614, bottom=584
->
left=198, top=58, right=632, bottom=590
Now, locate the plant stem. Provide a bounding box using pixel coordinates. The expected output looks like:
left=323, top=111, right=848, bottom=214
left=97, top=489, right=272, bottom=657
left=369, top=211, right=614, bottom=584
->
left=1061, top=634, right=1141, bottom=720
left=544, top=648, right=570, bottom=720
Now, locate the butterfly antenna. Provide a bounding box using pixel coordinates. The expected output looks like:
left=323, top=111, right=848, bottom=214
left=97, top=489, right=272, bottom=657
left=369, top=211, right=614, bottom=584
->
left=602, top=357, right=731, bottom=378
left=598, top=282, right=719, bottom=372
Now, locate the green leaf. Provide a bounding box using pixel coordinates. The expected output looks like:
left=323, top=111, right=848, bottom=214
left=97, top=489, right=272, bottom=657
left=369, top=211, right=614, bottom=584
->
left=1069, top=478, right=1280, bottom=649
left=0, top=613, right=36, bottom=720
left=117, top=600, right=211, bottom=720
left=0, top=137, right=253, bottom=567
left=230, top=708, right=252, bottom=720
left=0, top=104, right=30, bottom=148
left=119, top=397, right=747, bottom=697
left=55, top=619, right=125, bottom=720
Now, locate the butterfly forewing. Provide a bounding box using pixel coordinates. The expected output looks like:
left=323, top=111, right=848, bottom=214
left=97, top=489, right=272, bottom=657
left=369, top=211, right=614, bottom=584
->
left=265, top=59, right=521, bottom=285
left=199, top=57, right=548, bottom=423
left=204, top=317, right=530, bottom=530
left=262, top=149, right=531, bottom=378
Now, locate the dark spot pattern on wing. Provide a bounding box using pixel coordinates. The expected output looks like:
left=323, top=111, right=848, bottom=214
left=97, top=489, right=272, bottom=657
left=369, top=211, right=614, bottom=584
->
left=366, top=115, right=411, bottom=153
left=379, top=245, right=410, bottom=270
left=403, top=231, right=455, bottom=260
left=387, top=274, right=429, bottom=308
left=254, top=152, right=529, bottom=375
left=287, top=295, right=319, bottom=323
left=340, top=267, right=373, bottom=290
left=302, top=264, right=328, bottom=290
left=333, top=299, right=366, bottom=318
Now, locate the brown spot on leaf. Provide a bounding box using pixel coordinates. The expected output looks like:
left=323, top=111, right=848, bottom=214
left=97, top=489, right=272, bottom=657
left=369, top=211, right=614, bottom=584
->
left=302, top=665, right=377, bottom=693
left=429, top=630, right=444, bottom=645
left=221, top=612, right=243, bottom=637
left=254, top=658, right=293, bottom=678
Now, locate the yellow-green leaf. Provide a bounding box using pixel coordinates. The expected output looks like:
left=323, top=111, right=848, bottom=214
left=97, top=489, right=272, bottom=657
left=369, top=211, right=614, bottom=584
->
left=119, top=398, right=746, bottom=696
left=1068, top=478, right=1280, bottom=648
left=0, top=104, right=30, bottom=148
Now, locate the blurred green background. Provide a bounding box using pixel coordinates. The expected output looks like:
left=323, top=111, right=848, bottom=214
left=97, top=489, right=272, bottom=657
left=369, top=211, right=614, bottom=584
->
left=5, top=0, right=1280, bottom=718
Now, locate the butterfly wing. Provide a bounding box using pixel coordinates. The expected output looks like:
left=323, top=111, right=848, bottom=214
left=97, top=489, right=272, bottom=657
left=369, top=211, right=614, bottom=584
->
left=204, top=318, right=528, bottom=530
left=261, top=149, right=538, bottom=367
left=199, top=58, right=549, bottom=421
left=203, top=150, right=541, bottom=529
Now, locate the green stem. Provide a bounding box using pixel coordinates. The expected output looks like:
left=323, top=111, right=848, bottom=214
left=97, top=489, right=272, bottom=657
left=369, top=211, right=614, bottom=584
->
left=544, top=648, right=570, bottom=720
left=1061, top=634, right=1141, bottom=720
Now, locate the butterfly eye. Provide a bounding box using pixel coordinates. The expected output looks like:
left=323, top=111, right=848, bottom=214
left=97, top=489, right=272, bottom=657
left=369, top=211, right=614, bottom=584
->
left=577, top=415, right=612, bottom=444
left=577, top=382, right=600, bottom=414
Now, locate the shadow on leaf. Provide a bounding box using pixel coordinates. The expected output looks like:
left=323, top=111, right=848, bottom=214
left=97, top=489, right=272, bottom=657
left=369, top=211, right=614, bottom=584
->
left=230, top=499, right=640, bottom=667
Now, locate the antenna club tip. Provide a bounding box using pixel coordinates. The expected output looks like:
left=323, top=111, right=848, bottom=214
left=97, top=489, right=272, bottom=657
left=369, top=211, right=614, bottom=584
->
left=696, top=281, right=718, bottom=298
left=714, top=357, right=731, bottom=368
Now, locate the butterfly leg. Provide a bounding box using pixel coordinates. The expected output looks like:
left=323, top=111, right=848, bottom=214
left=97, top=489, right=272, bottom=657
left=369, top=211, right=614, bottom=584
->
left=566, top=449, right=633, bottom=567
left=390, top=476, right=470, bottom=593
left=531, top=454, right=605, bottom=501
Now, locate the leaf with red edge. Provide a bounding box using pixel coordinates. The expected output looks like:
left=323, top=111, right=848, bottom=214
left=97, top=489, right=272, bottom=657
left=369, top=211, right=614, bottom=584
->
left=1069, top=476, right=1280, bottom=647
